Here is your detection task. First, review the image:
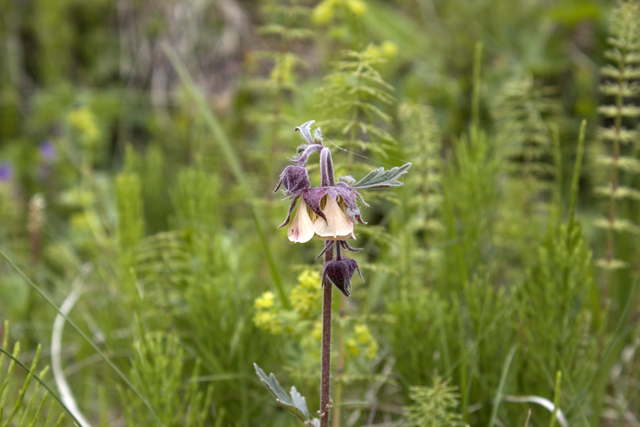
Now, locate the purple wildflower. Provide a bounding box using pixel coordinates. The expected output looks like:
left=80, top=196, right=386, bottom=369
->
left=0, top=163, right=13, bottom=182
left=275, top=120, right=411, bottom=296
left=39, top=140, right=56, bottom=162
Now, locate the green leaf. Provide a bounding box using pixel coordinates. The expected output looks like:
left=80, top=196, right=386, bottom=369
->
left=253, top=364, right=318, bottom=426
left=353, top=163, right=412, bottom=189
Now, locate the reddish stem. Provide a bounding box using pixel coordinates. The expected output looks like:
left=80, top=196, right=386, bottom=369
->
left=320, top=243, right=334, bottom=427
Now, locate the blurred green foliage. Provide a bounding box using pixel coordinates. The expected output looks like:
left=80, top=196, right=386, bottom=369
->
left=1, top=0, right=639, bottom=426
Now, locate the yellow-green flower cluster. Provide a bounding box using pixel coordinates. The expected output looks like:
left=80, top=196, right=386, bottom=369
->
left=252, top=270, right=378, bottom=372
left=269, top=54, right=297, bottom=86
left=313, top=0, right=367, bottom=24
left=364, top=41, right=399, bottom=60
left=345, top=324, right=378, bottom=360
left=290, top=269, right=322, bottom=318
left=66, top=107, right=100, bottom=145
left=253, top=291, right=284, bottom=334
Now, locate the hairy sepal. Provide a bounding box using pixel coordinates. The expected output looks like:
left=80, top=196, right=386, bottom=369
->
left=322, top=258, right=363, bottom=297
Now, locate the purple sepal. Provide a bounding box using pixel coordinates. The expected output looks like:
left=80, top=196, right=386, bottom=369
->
left=301, top=184, right=367, bottom=225
left=315, top=241, right=335, bottom=259
left=340, top=240, right=363, bottom=253
left=289, top=144, right=323, bottom=167
left=302, top=187, right=330, bottom=224
left=278, top=196, right=300, bottom=229
left=274, top=166, right=311, bottom=197
left=295, top=120, right=318, bottom=145
left=322, top=258, right=363, bottom=297
left=334, top=184, right=367, bottom=224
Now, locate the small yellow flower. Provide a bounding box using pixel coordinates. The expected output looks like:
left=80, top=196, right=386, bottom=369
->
left=67, top=107, right=100, bottom=143
left=364, top=45, right=382, bottom=59
left=312, top=321, right=323, bottom=341
left=381, top=41, right=398, bottom=58
left=346, top=0, right=367, bottom=16
left=346, top=338, right=360, bottom=357
left=354, top=324, right=371, bottom=343
left=313, top=0, right=335, bottom=24
left=291, top=270, right=322, bottom=318
left=255, top=291, right=275, bottom=309
left=253, top=311, right=283, bottom=334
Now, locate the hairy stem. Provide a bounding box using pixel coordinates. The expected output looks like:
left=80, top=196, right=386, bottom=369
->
left=320, top=243, right=334, bottom=427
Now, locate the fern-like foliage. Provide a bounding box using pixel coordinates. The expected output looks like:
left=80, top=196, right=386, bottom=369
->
left=399, top=102, right=443, bottom=247
left=170, top=167, right=220, bottom=234
left=316, top=48, right=395, bottom=160
left=405, top=374, right=465, bottom=427
left=118, top=332, right=214, bottom=426
left=0, top=322, right=67, bottom=426
left=250, top=1, right=313, bottom=100
left=134, top=231, right=191, bottom=329
left=493, top=76, right=562, bottom=267
left=594, top=0, right=640, bottom=271
left=115, top=172, right=144, bottom=271
left=517, top=222, right=599, bottom=411
left=247, top=0, right=314, bottom=183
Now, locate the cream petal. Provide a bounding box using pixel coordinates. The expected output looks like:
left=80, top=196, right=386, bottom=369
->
left=288, top=200, right=315, bottom=243
left=313, top=196, right=355, bottom=241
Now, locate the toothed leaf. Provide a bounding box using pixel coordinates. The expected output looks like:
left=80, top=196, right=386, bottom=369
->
left=254, top=364, right=319, bottom=426
left=353, top=163, right=412, bottom=189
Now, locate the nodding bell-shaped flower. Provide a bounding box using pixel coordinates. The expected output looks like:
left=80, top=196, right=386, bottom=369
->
left=313, top=195, right=355, bottom=241
left=288, top=199, right=316, bottom=243
left=277, top=120, right=411, bottom=297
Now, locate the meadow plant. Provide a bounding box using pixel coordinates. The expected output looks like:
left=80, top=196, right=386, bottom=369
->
left=593, top=0, right=640, bottom=282
left=255, top=120, right=410, bottom=426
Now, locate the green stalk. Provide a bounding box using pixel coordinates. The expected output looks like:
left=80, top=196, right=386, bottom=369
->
left=0, top=347, right=80, bottom=427
left=549, top=371, right=562, bottom=427
left=487, top=345, right=517, bottom=427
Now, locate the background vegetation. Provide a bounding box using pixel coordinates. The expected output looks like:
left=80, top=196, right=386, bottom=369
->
left=0, top=0, right=639, bottom=425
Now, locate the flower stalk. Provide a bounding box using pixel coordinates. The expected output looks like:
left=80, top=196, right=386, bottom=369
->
left=265, top=120, right=410, bottom=426
left=320, top=242, right=334, bottom=427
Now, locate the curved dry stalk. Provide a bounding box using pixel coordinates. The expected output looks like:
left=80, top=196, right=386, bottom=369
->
left=51, top=265, right=92, bottom=427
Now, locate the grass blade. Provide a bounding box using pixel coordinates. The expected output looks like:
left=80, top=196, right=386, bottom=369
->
left=488, top=345, right=516, bottom=427
left=0, top=253, right=163, bottom=427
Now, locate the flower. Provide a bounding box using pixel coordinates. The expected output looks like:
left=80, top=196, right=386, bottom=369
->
left=255, top=291, right=276, bottom=309
left=347, top=0, right=367, bottom=16
left=288, top=199, right=316, bottom=243
left=285, top=191, right=358, bottom=242
left=276, top=120, right=411, bottom=297
left=39, top=140, right=56, bottom=162
left=0, top=162, right=13, bottom=183
left=313, top=195, right=355, bottom=241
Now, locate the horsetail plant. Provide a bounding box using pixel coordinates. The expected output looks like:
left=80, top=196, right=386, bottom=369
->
left=254, top=120, right=410, bottom=426
left=594, top=0, right=640, bottom=279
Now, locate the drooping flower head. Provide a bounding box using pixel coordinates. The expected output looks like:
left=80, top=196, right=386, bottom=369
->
left=275, top=120, right=411, bottom=297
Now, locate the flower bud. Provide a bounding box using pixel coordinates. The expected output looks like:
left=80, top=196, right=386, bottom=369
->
left=274, top=165, right=311, bottom=197
left=322, top=258, right=363, bottom=297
